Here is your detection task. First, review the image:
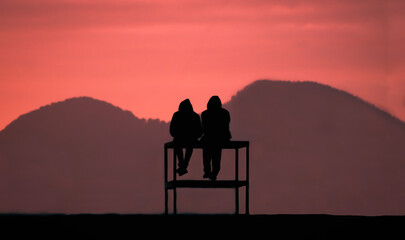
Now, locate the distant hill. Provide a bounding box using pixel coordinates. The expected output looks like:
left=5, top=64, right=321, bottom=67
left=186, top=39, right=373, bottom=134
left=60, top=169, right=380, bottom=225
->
left=224, top=80, right=405, bottom=215
left=0, top=81, right=404, bottom=215
left=0, top=97, right=169, bottom=213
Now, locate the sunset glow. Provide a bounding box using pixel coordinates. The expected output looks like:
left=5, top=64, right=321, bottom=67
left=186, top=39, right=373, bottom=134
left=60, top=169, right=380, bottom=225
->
left=1, top=0, right=404, bottom=130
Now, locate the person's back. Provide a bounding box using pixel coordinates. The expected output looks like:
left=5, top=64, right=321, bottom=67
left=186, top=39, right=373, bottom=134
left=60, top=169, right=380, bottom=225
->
left=170, top=99, right=202, bottom=143
left=201, top=96, right=231, bottom=181
left=201, top=96, right=231, bottom=144
left=170, top=99, right=202, bottom=176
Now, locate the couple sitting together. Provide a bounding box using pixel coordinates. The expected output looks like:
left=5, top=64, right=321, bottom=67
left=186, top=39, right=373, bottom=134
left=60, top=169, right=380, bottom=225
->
left=170, top=96, right=231, bottom=181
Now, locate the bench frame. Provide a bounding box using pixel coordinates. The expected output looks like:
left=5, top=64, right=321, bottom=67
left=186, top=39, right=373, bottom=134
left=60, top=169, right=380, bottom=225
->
left=164, top=141, right=249, bottom=215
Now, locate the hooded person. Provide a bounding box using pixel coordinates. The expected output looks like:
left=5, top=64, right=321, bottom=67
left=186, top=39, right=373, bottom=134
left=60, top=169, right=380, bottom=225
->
left=170, top=99, right=202, bottom=176
left=200, top=96, right=231, bottom=180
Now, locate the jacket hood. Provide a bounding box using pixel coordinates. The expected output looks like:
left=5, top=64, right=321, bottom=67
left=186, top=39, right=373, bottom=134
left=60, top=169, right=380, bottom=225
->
left=207, top=96, right=222, bottom=110
left=179, top=99, right=193, bottom=112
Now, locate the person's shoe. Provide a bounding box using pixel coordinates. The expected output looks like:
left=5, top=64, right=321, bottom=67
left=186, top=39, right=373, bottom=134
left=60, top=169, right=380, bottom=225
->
left=209, top=175, right=217, bottom=181
left=176, top=168, right=188, bottom=176
left=203, top=172, right=211, bottom=179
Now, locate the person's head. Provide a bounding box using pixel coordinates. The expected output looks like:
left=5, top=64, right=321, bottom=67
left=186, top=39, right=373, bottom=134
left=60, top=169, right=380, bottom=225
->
left=179, top=99, right=193, bottom=112
left=207, top=96, right=222, bottom=110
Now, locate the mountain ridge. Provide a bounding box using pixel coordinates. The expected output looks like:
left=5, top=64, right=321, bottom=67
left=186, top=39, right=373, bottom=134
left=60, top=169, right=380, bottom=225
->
left=0, top=79, right=404, bottom=215
left=228, top=80, right=405, bottom=126
left=2, top=80, right=404, bottom=133
left=1, top=96, right=166, bottom=134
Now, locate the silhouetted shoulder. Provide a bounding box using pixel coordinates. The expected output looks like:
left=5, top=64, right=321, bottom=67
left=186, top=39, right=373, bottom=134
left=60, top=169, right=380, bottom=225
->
left=221, top=108, right=230, bottom=121
left=192, top=111, right=201, bottom=119
left=169, top=111, right=181, bottom=137
left=170, top=99, right=202, bottom=140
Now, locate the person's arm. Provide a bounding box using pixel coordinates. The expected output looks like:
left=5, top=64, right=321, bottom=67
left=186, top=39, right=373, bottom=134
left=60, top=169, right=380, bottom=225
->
left=225, top=110, right=230, bottom=125
left=201, top=112, right=207, bottom=135
left=225, top=109, right=231, bottom=139
left=195, top=114, right=203, bottom=138
left=169, top=113, right=177, bottom=137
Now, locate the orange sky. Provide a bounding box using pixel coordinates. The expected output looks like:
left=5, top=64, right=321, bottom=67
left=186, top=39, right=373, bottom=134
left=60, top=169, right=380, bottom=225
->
left=1, top=0, right=404, bottom=130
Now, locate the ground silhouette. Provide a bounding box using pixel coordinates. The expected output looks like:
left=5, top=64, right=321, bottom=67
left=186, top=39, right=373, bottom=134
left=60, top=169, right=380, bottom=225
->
left=0, top=80, right=405, bottom=215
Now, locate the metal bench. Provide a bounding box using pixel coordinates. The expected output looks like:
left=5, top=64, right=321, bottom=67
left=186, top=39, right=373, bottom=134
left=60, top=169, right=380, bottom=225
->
left=164, top=140, right=249, bottom=214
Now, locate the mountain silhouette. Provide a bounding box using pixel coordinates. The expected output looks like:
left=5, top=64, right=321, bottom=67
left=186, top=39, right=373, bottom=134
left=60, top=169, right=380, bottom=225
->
left=0, top=97, right=169, bottom=213
left=0, top=81, right=404, bottom=215
left=224, top=80, right=405, bottom=215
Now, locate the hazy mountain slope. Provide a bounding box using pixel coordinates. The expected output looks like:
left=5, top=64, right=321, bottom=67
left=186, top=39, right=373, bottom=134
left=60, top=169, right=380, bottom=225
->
left=224, top=80, right=405, bottom=215
left=0, top=97, right=169, bottom=213
left=0, top=81, right=404, bottom=215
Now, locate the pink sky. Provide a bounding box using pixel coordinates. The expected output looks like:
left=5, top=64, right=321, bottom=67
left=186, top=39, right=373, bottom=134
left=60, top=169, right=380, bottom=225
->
left=1, top=0, right=404, bottom=130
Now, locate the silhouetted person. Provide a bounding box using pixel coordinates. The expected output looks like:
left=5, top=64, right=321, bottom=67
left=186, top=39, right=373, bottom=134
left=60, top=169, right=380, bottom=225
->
left=201, top=96, right=231, bottom=181
left=170, top=99, right=202, bottom=176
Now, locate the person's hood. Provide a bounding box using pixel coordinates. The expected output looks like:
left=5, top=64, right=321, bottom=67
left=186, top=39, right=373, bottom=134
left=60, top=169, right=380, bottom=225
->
left=207, top=96, right=222, bottom=110
left=179, top=99, right=193, bottom=112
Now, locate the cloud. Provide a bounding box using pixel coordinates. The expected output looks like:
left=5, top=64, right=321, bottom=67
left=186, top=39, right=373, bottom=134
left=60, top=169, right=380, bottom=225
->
left=0, top=0, right=155, bottom=30
left=1, top=0, right=402, bottom=31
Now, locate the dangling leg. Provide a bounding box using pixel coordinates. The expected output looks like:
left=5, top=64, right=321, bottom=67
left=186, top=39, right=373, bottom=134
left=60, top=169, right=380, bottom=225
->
left=175, top=147, right=188, bottom=176
left=175, top=147, right=184, bottom=166
left=203, top=147, right=212, bottom=178
left=183, top=147, right=193, bottom=169
left=210, top=147, right=222, bottom=181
